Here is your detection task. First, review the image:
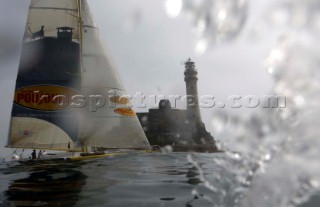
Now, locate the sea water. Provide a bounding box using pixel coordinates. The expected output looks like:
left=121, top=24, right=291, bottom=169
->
left=0, top=152, right=241, bottom=207
left=0, top=151, right=319, bottom=207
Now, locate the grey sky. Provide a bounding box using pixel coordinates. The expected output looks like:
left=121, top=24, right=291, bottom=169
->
left=0, top=0, right=274, bottom=157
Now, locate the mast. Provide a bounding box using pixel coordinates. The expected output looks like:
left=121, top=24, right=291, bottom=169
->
left=77, top=0, right=83, bottom=54
left=77, top=0, right=87, bottom=153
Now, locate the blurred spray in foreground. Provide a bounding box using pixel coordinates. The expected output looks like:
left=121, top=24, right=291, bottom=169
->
left=166, top=0, right=249, bottom=55
left=165, top=0, right=320, bottom=206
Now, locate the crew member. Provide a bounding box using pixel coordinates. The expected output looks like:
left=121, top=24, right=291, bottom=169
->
left=38, top=150, right=43, bottom=159
left=31, top=149, right=36, bottom=159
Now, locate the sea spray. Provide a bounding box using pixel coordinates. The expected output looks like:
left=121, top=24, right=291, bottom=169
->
left=169, top=0, right=320, bottom=206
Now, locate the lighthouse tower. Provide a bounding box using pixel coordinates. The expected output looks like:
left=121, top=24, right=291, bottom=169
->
left=184, top=58, right=202, bottom=126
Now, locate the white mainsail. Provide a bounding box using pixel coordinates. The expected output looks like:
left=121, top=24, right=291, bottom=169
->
left=8, top=0, right=150, bottom=151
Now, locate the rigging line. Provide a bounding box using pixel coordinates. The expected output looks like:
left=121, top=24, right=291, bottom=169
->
left=77, top=0, right=83, bottom=65
left=81, top=54, right=110, bottom=58
left=81, top=86, right=126, bottom=91
left=83, top=116, right=136, bottom=118
left=66, top=11, right=79, bottom=19
left=65, top=72, right=82, bottom=76
left=76, top=0, right=83, bottom=66
left=83, top=25, right=97, bottom=29
left=29, top=7, right=78, bottom=12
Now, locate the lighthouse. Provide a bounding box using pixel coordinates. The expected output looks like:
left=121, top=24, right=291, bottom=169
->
left=184, top=58, right=202, bottom=126
left=136, top=58, right=218, bottom=152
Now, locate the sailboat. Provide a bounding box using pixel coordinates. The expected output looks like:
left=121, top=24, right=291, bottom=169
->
left=7, top=0, right=151, bottom=160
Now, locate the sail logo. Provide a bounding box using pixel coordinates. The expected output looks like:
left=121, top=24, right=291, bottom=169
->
left=18, top=129, right=33, bottom=137
left=114, top=107, right=136, bottom=116
left=14, top=85, right=78, bottom=111
left=109, top=96, right=130, bottom=105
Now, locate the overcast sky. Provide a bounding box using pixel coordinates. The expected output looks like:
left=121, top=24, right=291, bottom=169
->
left=0, top=0, right=275, bottom=157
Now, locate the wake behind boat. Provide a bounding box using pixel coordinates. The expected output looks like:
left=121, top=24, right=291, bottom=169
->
left=6, top=0, right=151, bottom=161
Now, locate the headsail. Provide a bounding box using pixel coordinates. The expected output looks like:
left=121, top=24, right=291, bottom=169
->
left=8, top=0, right=150, bottom=151
left=78, top=1, right=150, bottom=149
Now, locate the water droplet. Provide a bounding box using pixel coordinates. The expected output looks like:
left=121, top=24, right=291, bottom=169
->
left=141, top=115, right=148, bottom=122
left=267, top=66, right=275, bottom=74
left=293, top=95, right=306, bottom=108
left=264, top=153, right=271, bottom=161
left=123, top=9, right=142, bottom=31
left=309, top=179, right=320, bottom=188
left=191, top=189, right=198, bottom=195
left=211, top=113, right=227, bottom=133
left=217, top=8, right=227, bottom=21
left=271, top=48, right=285, bottom=61
left=161, top=145, right=173, bottom=154
left=195, top=39, right=208, bottom=55
left=165, top=0, right=182, bottom=18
